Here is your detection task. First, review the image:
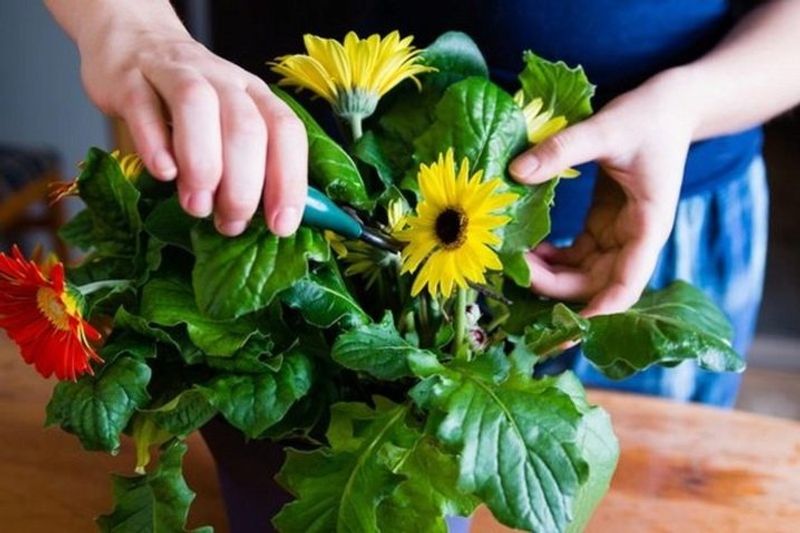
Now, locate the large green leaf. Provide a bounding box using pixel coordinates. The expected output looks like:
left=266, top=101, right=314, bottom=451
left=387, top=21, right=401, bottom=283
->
left=274, top=398, right=419, bottom=533
left=96, top=440, right=211, bottom=533
left=518, top=51, right=595, bottom=124
left=421, top=31, right=489, bottom=90
left=550, top=373, right=618, bottom=533
left=412, top=77, right=528, bottom=186
left=583, top=281, right=744, bottom=378
left=191, top=220, right=328, bottom=320
left=272, top=86, right=370, bottom=209
left=429, top=352, right=588, bottom=532
left=331, top=311, right=434, bottom=380
left=45, top=355, right=152, bottom=452
left=377, top=437, right=478, bottom=533
left=500, top=179, right=559, bottom=286
left=201, top=351, right=313, bottom=438
left=140, top=277, right=261, bottom=356
left=282, top=264, right=368, bottom=328
left=75, top=147, right=143, bottom=258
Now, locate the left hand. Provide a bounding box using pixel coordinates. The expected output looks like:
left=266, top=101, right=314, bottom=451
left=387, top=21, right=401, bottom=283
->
left=509, top=69, right=696, bottom=317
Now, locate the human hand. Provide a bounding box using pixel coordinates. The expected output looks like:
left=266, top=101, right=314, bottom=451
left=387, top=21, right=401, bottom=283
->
left=76, top=14, right=307, bottom=237
left=509, top=69, right=696, bottom=317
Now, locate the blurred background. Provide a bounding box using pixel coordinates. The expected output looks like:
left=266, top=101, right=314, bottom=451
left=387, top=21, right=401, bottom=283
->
left=0, top=0, right=798, bottom=417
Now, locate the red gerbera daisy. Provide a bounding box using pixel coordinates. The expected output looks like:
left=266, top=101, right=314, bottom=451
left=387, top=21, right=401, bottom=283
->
left=0, top=246, right=102, bottom=381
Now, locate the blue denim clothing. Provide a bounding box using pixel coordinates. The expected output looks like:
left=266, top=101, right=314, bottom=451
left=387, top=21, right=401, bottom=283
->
left=553, top=157, right=769, bottom=408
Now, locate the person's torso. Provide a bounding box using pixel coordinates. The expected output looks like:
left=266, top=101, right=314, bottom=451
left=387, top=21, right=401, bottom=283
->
left=210, top=1, right=763, bottom=239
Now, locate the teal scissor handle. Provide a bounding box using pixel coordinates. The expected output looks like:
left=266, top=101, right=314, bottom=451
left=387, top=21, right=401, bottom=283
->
left=301, top=187, right=402, bottom=252
left=302, top=186, right=363, bottom=239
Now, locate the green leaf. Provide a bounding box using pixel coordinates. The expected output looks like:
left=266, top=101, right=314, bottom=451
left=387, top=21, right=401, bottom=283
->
left=412, top=77, right=527, bottom=186
left=361, top=32, right=488, bottom=186
left=76, top=147, right=143, bottom=257
left=203, top=335, right=282, bottom=374
left=96, top=440, right=211, bottom=533
left=112, top=308, right=203, bottom=364
left=429, top=354, right=588, bottom=532
left=500, top=179, right=559, bottom=286
left=524, top=303, right=589, bottom=356
left=518, top=51, right=595, bottom=124
left=140, top=277, right=261, bottom=357
left=583, top=281, right=744, bottom=378
left=272, top=86, right=371, bottom=209
left=377, top=437, right=478, bottom=533
left=202, top=350, right=313, bottom=438
left=144, top=388, right=218, bottom=437
left=59, top=210, right=95, bottom=250
left=274, top=398, right=419, bottom=533
left=191, top=220, right=328, bottom=320
left=144, top=196, right=196, bottom=251
left=131, top=413, right=174, bottom=474
left=352, top=131, right=398, bottom=187
left=282, top=264, right=369, bottom=328
left=421, top=31, right=489, bottom=90
left=501, top=282, right=562, bottom=335
left=331, top=311, right=435, bottom=380
left=550, top=373, right=619, bottom=533
left=45, top=355, right=152, bottom=453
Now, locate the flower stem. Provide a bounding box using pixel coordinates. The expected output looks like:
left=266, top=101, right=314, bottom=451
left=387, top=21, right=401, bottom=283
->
left=453, top=287, right=469, bottom=361
left=75, top=279, right=133, bottom=296
left=349, top=114, right=363, bottom=142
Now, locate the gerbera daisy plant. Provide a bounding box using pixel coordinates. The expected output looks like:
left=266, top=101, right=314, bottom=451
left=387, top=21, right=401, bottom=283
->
left=1, top=31, right=744, bottom=532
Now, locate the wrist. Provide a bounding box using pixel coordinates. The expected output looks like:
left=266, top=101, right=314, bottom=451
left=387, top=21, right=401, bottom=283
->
left=645, top=66, right=708, bottom=141
left=71, top=0, right=188, bottom=55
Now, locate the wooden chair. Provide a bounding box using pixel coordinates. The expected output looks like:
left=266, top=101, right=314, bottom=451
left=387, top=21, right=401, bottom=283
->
left=0, top=145, right=68, bottom=259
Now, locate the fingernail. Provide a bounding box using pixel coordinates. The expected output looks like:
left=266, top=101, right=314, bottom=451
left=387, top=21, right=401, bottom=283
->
left=510, top=154, right=540, bottom=181
left=271, top=207, right=300, bottom=236
left=153, top=150, right=177, bottom=180
left=216, top=219, right=248, bottom=236
left=183, top=191, right=213, bottom=218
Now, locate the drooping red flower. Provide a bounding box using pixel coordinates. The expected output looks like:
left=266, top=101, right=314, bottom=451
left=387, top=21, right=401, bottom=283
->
left=0, top=246, right=102, bottom=380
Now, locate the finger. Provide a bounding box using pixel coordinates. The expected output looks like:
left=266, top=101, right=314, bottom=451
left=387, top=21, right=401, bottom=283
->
left=526, top=251, right=595, bottom=301
left=581, top=235, right=662, bottom=317
left=117, top=76, right=177, bottom=181
left=145, top=66, right=223, bottom=218
left=532, top=234, right=595, bottom=267
left=249, top=84, right=307, bottom=237
left=509, top=119, right=608, bottom=184
left=213, top=86, right=267, bottom=236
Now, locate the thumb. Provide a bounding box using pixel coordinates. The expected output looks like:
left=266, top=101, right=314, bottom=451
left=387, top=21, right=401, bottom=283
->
left=509, top=118, right=608, bottom=184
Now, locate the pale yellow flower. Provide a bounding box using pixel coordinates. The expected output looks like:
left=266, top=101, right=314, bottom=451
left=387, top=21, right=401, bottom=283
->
left=514, top=91, right=580, bottom=179
left=271, top=31, right=434, bottom=119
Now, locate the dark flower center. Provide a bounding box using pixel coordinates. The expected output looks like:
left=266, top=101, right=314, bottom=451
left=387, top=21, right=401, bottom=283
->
left=435, top=207, right=467, bottom=249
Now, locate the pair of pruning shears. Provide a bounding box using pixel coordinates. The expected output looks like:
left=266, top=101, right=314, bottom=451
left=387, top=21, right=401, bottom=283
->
left=301, top=187, right=403, bottom=252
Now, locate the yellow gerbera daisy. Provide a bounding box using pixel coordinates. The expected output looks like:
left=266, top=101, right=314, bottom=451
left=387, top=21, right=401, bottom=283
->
left=513, top=91, right=580, bottom=178
left=271, top=31, right=434, bottom=122
left=396, top=149, right=518, bottom=298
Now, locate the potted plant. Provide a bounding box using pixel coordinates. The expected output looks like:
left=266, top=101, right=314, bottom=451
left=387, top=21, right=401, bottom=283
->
left=0, top=31, right=743, bottom=532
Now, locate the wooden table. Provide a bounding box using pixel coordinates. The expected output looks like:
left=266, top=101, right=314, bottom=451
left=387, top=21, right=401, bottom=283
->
left=2, top=338, right=799, bottom=532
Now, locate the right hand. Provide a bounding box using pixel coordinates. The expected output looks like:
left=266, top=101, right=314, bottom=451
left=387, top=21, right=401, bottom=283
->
left=77, top=19, right=307, bottom=237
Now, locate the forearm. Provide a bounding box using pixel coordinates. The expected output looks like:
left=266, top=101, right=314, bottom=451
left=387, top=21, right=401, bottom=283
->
left=44, top=0, right=188, bottom=50
left=671, top=0, right=800, bottom=141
